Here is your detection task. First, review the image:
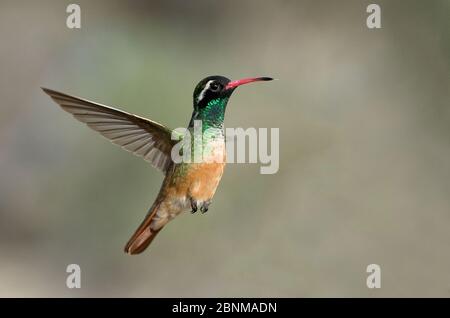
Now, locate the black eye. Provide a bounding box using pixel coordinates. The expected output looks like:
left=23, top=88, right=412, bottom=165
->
left=209, top=82, right=221, bottom=92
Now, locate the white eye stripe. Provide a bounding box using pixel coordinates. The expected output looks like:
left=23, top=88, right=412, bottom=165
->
left=197, top=80, right=214, bottom=103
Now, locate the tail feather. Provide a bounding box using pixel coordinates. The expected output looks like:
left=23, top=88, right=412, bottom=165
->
left=124, top=201, right=164, bottom=255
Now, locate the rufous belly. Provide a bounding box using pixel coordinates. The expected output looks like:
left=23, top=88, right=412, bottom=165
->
left=150, top=162, right=225, bottom=230
left=150, top=140, right=226, bottom=230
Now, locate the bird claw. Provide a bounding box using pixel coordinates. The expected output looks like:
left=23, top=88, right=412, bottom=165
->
left=191, top=199, right=198, bottom=213
left=200, top=200, right=211, bottom=214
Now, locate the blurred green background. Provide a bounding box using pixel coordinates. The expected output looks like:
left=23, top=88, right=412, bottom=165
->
left=0, top=0, right=449, bottom=297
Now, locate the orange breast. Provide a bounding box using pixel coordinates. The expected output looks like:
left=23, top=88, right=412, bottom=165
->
left=162, top=162, right=226, bottom=204
left=163, top=162, right=225, bottom=201
left=185, top=162, right=225, bottom=201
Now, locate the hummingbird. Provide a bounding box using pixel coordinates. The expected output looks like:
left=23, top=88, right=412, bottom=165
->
left=42, top=75, right=273, bottom=255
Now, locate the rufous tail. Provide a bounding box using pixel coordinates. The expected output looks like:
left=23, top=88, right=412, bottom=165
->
left=124, top=201, right=164, bottom=255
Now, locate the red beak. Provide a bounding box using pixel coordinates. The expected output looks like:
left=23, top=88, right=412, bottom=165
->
left=225, top=77, right=273, bottom=90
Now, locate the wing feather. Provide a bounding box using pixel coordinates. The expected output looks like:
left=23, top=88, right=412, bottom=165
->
left=42, top=87, right=179, bottom=174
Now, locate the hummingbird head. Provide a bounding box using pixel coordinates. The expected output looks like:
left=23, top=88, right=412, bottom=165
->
left=190, top=75, right=273, bottom=129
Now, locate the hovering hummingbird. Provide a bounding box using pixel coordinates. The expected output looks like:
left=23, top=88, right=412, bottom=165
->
left=42, top=75, right=273, bottom=255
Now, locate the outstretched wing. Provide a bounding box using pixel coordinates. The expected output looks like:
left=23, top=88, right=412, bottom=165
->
left=42, top=87, right=179, bottom=174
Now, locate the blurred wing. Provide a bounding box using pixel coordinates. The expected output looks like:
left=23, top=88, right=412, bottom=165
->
left=42, top=87, right=179, bottom=174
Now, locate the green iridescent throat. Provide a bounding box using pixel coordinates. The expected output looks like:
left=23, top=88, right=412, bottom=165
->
left=183, top=97, right=228, bottom=163
left=191, top=97, right=229, bottom=132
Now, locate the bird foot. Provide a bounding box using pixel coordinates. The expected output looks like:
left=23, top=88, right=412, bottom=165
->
left=191, top=199, right=198, bottom=213
left=190, top=199, right=211, bottom=214
left=200, top=200, right=211, bottom=214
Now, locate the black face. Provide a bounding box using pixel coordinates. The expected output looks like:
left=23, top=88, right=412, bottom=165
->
left=193, top=75, right=232, bottom=109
